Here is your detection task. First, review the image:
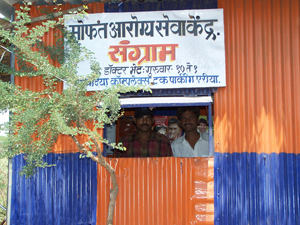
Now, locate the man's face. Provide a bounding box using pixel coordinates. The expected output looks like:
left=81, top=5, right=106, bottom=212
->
left=198, top=122, right=207, bottom=134
left=179, top=110, right=199, bottom=132
left=133, top=115, right=154, bottom=132
left=168, top=123, right=181, bottom=137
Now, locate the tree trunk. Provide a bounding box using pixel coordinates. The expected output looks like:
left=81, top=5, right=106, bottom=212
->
left=71, top=134, right=119, bottom=225
left=106, top=168, right=119, bottom=225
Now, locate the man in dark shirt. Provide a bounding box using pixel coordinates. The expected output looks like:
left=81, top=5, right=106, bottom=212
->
left=116, top=108, right=173, bottom=157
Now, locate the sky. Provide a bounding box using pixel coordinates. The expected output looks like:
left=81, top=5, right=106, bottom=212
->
left=0, top=13, right=8, bottom=136
left=0, top=111, right=9, bottom=136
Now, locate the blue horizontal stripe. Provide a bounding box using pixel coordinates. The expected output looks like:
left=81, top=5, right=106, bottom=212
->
left=104, top=0, right=218, bottom=13
left=10, top=153, right=98, bottom=225
left=214, top=152, right=300, bottom=225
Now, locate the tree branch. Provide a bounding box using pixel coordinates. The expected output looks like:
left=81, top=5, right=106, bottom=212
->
left=2, top=6, right=85, bottom=30
left=70, top=135, right=100, bottom=163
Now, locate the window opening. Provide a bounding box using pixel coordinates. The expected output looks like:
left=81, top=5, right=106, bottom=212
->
left=104, top=105, right=214, bottom=158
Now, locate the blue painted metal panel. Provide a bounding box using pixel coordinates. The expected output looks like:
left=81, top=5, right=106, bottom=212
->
left=214, top=152, right=300, bottom=225
left=153, top=108, right=177, bottom=116
left=104, top=0, right=218, bottom=13
left=10, top=153, right=98, bottom=225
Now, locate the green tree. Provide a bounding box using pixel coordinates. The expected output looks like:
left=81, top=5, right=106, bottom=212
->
left=0, top=4, right=147, bottom=225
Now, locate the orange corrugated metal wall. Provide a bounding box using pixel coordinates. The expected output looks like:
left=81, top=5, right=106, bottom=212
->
left=97, top=157, right=214, bottom=225
left=216, top=0, right=300, bottom=154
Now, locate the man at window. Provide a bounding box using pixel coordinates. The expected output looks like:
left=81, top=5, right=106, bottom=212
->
left=116, top=108, right=173, bottom=157
left=167, top=118, right=182, bottom=142
left=198, top=118, right=209, bottom=141
left=171, top=107, right=213, bottom=157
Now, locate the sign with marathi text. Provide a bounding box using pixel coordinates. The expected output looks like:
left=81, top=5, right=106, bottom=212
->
left=65, top=9, right=226, bottom=91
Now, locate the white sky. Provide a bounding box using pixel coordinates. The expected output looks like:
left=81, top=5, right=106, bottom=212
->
left=1, top=14, right=9, bottom=136
left=0, top=11, right=8, bottom=136
left=0, top=14, right=8, bottom=136
left=0, top=12, right=6, bottom=135
left=0, top=111, right=9, bottom=136
left=0, top=9, right=9, bottom=137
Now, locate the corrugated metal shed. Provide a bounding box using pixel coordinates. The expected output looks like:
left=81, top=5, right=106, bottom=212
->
left=215, top=0, right=300, bottom=155
left=9, top=1, right=217, bottom=225
left=214, top=0, right=300, bottom=224
left=6, top=0, right=300, bottom=224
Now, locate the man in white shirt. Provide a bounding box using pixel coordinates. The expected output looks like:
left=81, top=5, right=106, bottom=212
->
left=198, top=118, right=209, bottom=141
left=171, top=107, right=213, bottom=157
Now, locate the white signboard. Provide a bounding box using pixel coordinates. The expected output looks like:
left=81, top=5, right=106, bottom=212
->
left=65, top=9, right=226, bottom=91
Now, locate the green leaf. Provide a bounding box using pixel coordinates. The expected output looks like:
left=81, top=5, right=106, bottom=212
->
left=86, top=151, right=93, bottom=158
